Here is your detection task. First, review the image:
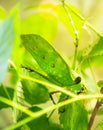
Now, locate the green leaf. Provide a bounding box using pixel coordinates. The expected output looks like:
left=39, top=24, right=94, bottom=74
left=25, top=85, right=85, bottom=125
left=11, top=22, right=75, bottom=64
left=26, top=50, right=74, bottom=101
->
left=21, top=34, right=74, bottom=87
left=21, top=11, right=57, bottom=42
left=81, top=72, right=97, bottom=94
left=78, top=37, right=103, bottom=69
left=0, top=85, right=14, bottom=109
left=21, top=72, right=49, bottom=105
left=88, top=37, right=103, bottom=67
left=57, top=3, right=83, bottom=39
left=18, top=106, right=50, bottom=130
left=0, top=8, right=17, bottom=83
left=49, top=122, right=64, bottom=130
left=89, top=37, right=103, bottom=56
left=59, top=95, right=88, bottom=130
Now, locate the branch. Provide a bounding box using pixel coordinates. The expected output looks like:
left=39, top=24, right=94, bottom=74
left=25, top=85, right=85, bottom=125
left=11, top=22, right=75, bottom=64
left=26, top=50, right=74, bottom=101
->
left=88, top=100, right=102, bottom=130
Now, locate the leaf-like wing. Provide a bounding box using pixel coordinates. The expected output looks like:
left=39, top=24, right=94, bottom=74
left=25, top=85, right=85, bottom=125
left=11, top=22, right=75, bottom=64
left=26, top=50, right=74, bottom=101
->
left=21, top=34, right=74, bottom=87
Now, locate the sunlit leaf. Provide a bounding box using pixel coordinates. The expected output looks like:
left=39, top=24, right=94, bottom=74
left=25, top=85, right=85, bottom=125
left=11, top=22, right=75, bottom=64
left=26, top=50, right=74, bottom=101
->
left=81, top=71, right=97, bottom=94
left=21, top=34, right=74, bottom=87
left=86, top=37, right=103, bottom=67
left=49, top=122, right=64, bottom=130
left=89, top=37, right=103, bottom=56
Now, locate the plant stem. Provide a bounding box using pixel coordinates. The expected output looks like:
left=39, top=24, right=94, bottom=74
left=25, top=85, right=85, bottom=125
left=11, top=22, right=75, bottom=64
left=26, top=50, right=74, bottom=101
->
left=72, top=43, right=78, bottom=70
left=20, top=75, right=76, bottom=97
left=62, top=1, right=79, bottom=70
left=65, top=3, right=103, bottom=37
left=88, top=100, right=102, bottom=130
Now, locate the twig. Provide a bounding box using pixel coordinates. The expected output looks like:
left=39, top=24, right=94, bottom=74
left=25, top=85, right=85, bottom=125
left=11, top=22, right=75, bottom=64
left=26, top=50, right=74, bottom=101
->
left=72, top=38, right=78, bottom=70
left=88, top=100, right=102, bottom=130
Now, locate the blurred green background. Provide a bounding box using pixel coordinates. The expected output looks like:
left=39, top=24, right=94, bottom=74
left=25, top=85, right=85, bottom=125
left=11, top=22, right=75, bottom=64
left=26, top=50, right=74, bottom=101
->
left=0, top=0, right=103, bottom=129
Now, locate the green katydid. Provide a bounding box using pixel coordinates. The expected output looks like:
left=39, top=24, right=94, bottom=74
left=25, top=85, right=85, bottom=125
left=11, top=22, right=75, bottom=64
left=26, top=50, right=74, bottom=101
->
left=21, top=34, right=81, bottom=87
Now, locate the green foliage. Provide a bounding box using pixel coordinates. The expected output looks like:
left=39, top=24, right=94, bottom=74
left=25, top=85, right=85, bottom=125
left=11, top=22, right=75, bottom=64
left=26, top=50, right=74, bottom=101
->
left=17, top=106, right=50, bottom=130
left=78, top=37, right=103, bottom=69
left=17, top=106, right=64, bottom=130
left=97, top=121, right=103, bottom=130
left=0, top=1, right=103, bottom=130
left=58, top=93, right=88, bottom=130
left=59, top=102, right=88, bottom=130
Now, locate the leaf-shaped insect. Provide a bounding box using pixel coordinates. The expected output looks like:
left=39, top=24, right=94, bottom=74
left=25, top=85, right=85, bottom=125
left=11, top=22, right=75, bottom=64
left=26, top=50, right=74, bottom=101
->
left=21, top=34, right=74, bottom=87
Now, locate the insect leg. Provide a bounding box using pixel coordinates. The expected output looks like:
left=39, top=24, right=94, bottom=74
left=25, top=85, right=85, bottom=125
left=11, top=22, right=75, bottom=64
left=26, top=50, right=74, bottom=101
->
left=59, top=95, right=69, bottom=113
left=49, top=91, right=60, bottom=104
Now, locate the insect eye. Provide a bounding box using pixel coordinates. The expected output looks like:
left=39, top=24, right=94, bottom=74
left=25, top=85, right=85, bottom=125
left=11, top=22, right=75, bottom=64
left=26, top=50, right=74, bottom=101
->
left=42, top=55, right=46, bottom=59
left=74, top=76, right=81, bottom=84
